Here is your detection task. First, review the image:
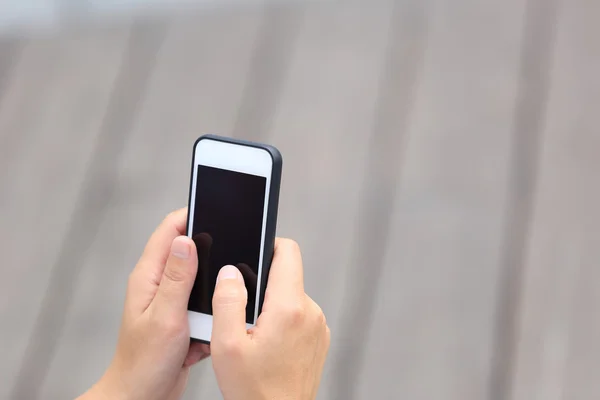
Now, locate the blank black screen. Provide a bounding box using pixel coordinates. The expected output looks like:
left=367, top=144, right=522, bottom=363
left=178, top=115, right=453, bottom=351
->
left=188, top=165, right=266, bottom=324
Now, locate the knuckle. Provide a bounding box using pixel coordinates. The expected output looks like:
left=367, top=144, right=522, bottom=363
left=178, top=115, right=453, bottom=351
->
left=214, top=282, right=246, bottom=305
left=163, top=265, right=188, bottom=283
left=152, top=313, right=184, bottom=336
left=215, top=337, right=244, bottom=358
left=162, top=318, right=182, bottom=335
left=315, top=307, right=327, bottom=327
left=282, top=302, right=306, bottom=326
left=307, top=296, right=326, bottom=327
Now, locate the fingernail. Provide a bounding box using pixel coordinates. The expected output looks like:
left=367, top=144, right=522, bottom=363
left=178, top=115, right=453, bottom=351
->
left=217, top=265, right=240, bottom=283
left=171, top=237, right=190, bottom=259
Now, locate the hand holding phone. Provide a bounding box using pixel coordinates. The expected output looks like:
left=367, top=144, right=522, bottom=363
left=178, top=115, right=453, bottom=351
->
left=211, top=238, right=331, bottom=400
left=77, top=211, right=330, bottom=400
left=78, top=135, right=330, bottom=400
left=77, top=209, right=209, bottom=400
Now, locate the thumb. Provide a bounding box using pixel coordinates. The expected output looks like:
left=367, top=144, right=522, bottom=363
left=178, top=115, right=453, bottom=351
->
left=153, top=236, right=198, bottom=318
left=212, top=265, right=248, bottom=346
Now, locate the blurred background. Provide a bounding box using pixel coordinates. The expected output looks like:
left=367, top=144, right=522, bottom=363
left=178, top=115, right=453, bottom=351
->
left=0, top=0, right=599, bottom=399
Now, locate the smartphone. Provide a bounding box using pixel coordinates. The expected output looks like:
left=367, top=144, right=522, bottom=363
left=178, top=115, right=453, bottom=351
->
left=185, top=134, right=282, bottom=343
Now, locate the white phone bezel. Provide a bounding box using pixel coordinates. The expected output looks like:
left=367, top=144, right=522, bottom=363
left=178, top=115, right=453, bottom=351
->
left=187, top=137, right=273, bottom=342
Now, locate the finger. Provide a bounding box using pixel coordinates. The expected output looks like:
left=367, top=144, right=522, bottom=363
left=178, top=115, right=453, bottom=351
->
left=265, top=238, right=304, bottom=302
left=151, top=236, right=198, bottom=318
left=126, top=208, right=189, bottom=314
left=136, top=208, right=188, bottom=282
left=236, top=262, right=257, bottom=309
left=193, top=233, right=213, bottom=312
left=212, top=265, right=248, bottom=348
left=184, top=342, right=211, bottom=367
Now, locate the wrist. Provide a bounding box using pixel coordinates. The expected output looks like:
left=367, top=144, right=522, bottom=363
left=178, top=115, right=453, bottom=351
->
left=78, top=368, right=132, bottom=400
left=77, top=382, right=115, bottom=400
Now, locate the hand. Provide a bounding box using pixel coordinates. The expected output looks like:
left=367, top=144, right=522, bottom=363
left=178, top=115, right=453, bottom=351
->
left=79, top=208, right=209, bottom=400
left=211, top=238, right=330, bottom=400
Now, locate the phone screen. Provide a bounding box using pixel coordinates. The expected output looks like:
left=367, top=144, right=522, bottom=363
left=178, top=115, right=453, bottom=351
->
left=188, top=165, right=267, bottom=324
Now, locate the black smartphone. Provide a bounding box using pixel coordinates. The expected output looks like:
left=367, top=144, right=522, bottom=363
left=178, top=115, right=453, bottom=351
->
left=185, top=134, right=282, bottom=343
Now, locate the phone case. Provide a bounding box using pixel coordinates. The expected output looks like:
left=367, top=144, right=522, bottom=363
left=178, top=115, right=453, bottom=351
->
left=187, top=134, right=283, bottom=344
